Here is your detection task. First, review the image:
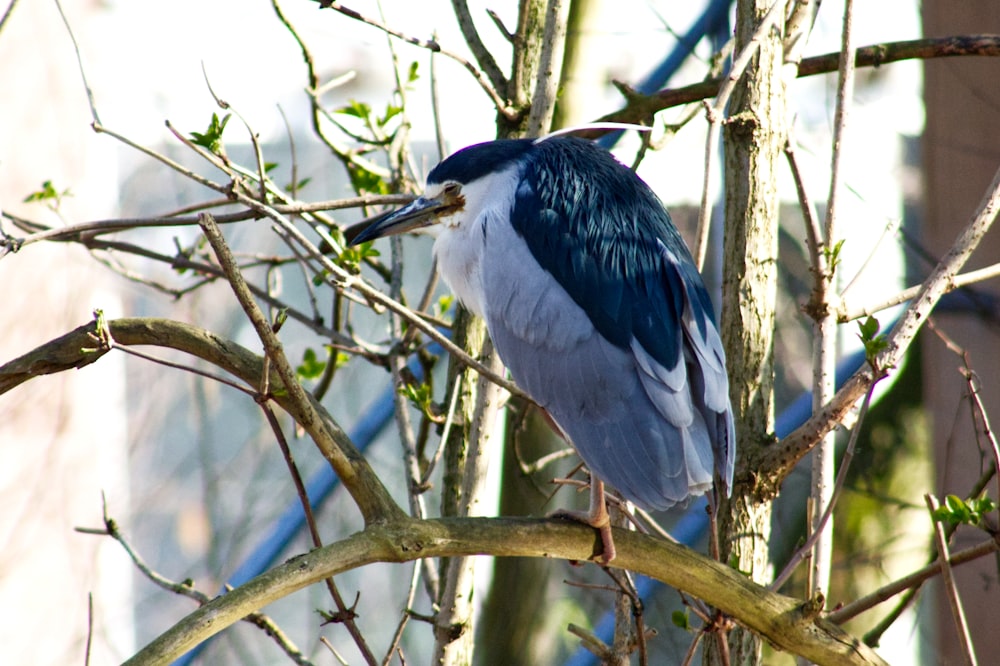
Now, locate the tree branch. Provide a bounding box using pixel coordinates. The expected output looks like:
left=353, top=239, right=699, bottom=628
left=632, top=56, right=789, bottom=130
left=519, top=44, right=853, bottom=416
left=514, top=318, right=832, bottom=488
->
left=123, top=517, right=888, bottom=666
left=450, top=0, right=509, bottom=93
left=198, top=212, right=405, bottom=526
left=762, top=162, right=1000, bottom=484
left=0, top=315, right=405, bottom=525
left=577, top=35, right=1000, bottom=137
left=314, top=1, right=513, bottom=117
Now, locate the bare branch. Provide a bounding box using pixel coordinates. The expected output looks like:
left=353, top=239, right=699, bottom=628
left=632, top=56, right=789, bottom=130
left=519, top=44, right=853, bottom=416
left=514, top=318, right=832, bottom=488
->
left=198, top=212, right=406, bottom=525
left=772, top=381, right=876, bottom=592
left=827, top=537, right=1000, bottom=625
left=77, top=500, right=316, bottom=666
left=450, top=0, right=509, bottom=93
left=314, top=1, right=513, bottom=117
left=525, top=0, right=569, bottom=137
left=0, top=194, right=404, bottom=250
left=763, top=162, right=1000, bottom=483
left=54, top=0, right=100, bottom=125
left=123, top=517, right=889, bottom=666
left=261, top=402, right=379, bottom=665
left=784, top=131, right=827, bottom=308
left=809, top=0, right=858, bottom=607
left=839, top=262, right=1000, bottom=322
left=578, top=35, right=1000, bottom=138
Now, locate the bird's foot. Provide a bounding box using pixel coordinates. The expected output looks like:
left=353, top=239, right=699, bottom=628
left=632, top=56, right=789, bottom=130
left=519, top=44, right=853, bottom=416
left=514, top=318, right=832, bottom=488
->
left=549, top=479, right=616, bottom=563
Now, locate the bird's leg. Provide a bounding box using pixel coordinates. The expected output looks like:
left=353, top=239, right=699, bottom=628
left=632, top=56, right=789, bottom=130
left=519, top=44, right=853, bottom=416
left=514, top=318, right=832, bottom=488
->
left=551, top=478, right=616, bottom=563
left=587, top=479, right=616, bottom=563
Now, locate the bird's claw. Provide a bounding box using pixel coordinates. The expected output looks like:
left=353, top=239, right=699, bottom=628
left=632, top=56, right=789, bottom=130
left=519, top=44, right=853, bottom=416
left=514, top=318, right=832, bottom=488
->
left=549, top=479, right=616, bottom=563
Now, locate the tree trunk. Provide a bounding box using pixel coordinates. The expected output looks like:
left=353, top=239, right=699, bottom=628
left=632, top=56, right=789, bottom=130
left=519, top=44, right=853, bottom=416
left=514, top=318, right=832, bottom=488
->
left=710, top=0, right=786, bottom=663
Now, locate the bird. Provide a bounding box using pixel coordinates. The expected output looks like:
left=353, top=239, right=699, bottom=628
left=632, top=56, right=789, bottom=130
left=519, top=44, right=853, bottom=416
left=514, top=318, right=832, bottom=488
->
left=350, top=135, right=735, bottom=562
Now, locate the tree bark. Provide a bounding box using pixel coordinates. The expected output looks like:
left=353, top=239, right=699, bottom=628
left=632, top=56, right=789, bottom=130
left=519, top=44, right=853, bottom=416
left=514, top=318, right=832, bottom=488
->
left=712, top=0, right=787, bottom=663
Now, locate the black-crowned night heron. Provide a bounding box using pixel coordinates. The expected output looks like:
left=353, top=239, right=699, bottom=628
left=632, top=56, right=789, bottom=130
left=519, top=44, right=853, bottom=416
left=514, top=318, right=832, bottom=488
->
left=351, top=135, right=735, bottom=561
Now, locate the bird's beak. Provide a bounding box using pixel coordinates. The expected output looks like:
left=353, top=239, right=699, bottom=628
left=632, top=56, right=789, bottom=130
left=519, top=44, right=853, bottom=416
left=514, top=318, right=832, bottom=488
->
left=348, top=196, right=453, bottom=246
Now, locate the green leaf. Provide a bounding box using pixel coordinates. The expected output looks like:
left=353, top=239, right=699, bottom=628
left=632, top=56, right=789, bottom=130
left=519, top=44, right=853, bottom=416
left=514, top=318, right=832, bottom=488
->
left=336, top=100, right=372, bottom=119
left=857, top=315, right=889, bottom=368
left=272, top=308, right=288, bottom=333
left=189, top=113, right=231, bottom=153
left=823, top=238, right=846, bottom=270
left=407, top=61, right=420, bottom=83
left=347, top=163, right=390, bottom=195
left=23, top=180, right=72, bottom=210
left=399, top=381, right=433, bottom=414
left=337, top=242, right=380, bottom=275
left=296, top=347, right=327, bottom=380
left=284, top=176, right=312, bottom=193
left=932, top=494, right=997, bottom=527
left=858, top=316, right=880, bottom=341
left=433, top=295, right=455, bottom=320
left=671, top=610, right=691, bottom=630
left=381, top=105, right=402, bottom=125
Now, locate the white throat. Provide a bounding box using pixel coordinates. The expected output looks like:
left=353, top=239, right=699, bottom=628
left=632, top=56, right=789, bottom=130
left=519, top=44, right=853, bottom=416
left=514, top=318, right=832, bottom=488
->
left=432, top=166, right=522, bottom=317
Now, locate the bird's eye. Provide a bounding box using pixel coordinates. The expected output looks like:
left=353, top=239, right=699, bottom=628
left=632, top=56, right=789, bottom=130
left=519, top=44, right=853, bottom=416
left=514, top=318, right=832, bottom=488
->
left=443, top=182, right=461, bottom=198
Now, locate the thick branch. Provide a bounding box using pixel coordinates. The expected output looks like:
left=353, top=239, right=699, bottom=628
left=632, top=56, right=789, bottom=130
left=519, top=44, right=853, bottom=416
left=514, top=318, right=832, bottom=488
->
left=0, top=316, right=404, bottom=525
left=124, top=517, right=887, bottom=666
left=763, top=163, right=1000, bottom=482
left=577, top=35, right=1000, bottom=136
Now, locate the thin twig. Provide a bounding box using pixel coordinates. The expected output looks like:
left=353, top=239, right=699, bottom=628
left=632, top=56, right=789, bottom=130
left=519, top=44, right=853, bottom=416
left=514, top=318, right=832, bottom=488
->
left=84, top=592, right=94, bottom=666
left=316, top=1, right=513, bottom=117
left=839, top=262, right=1000, bottom=322
left=261, top=403, right=378, bottom=665
left=81, top=236, right=358, bottom=345
left=77, top=497, right=315, bottom=665
left=54, top=0, right=100, bottom=125
left=772, top=380, right=878, bottom=591
left=838, top=217, right=903, bottom=301
left=0, top=0, right=20, bottom=38
left=784, top=130, right=827, bottom=305
left=828, top=537, right=1000, bottom=624
left=925, top=494, right=979, bottom=666
left=112, top=344, right=257, bottom=397
left=387, top=215, right=429, bottom=520
left=810, top=0, right=858, bottom=607
left=450, top=0, right=508, bottom=92
left=962, top=368, right=1000, bottom=509
left=418, top=376, right=462, bottom=488
left=381, top=561, right=422, bottom=666
left=1, top=194, right=413, bottom=249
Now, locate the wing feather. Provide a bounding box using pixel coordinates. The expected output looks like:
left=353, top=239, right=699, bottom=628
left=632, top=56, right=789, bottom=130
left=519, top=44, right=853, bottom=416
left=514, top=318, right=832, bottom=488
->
left=483, top=220, right=717, bottom=509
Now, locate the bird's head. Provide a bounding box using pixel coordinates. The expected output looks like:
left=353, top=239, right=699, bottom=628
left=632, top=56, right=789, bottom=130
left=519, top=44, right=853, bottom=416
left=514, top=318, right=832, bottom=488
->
left=349, top=181, right=466, bottom=245
left=349, top=139, right=535, bottom=245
